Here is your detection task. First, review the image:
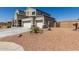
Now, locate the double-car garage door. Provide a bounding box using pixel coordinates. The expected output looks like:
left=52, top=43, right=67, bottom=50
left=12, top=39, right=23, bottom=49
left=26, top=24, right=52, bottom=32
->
left=23, top=21, right=43, bottom=29
left=22, top=18, right=43, bottom=29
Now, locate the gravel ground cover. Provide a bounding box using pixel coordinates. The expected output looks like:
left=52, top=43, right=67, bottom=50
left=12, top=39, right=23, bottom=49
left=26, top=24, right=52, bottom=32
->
left=0, top=28, right=79, bottom=51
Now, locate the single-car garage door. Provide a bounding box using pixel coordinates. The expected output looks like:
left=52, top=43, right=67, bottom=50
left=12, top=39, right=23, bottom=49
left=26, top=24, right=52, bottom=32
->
left=37, top=23, right=43, bottom=28
left=36, top=20, right=43, bottom=28
left=23, top=21, right=32, bottom=28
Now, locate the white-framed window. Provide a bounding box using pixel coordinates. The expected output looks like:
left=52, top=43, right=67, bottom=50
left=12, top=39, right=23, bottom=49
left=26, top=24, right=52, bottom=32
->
left=36, top=20, right=43, bottom=23
left=27, top=12, right=29, bottom=15
left=23, top=21, right=31, bottom=23
left=32, top=11, right=35, bottom=15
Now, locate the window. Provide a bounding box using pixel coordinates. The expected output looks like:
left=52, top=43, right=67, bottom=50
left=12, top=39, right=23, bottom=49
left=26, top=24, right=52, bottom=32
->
left=27, top=12, right=29, bottom=15
left=36, top=20, right=43, bottom=23
left=32, top=12, right=35, bottom=15
left=23, top=21, right=31, bottom=23
left=38, top=12, right=42, bottom=15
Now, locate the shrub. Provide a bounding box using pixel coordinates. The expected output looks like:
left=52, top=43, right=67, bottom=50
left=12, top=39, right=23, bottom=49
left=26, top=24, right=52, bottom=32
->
left=32, top=27, right=39, bottom=33
left=30, top=26, right=43, bottom=33
left=7, top=25, right=11, bottom=28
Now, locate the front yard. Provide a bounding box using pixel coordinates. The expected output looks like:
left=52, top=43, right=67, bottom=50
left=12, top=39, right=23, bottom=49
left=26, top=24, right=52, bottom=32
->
left=0, top=28, right=79, bottom=51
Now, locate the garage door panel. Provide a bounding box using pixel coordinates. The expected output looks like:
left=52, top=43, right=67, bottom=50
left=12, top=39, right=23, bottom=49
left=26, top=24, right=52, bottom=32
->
left=24, top=23, right=32, bottom=28
left=37, top=23, right=43, bottom=28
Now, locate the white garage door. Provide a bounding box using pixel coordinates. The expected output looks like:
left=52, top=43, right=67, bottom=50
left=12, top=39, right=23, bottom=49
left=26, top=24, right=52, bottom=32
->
left=23, top=21, right=32, bottom=28
left=37, top=23, right=43, bottom=28
left=36, top=20, right=43, bottom=28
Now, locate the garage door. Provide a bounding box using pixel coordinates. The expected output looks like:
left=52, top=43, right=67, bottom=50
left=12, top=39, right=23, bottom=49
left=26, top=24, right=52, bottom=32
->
left=37, top=23, right=43, bottom=28
left=23, top=21, right=32, bottom=28
left=36, top=20, right=43, bottom=28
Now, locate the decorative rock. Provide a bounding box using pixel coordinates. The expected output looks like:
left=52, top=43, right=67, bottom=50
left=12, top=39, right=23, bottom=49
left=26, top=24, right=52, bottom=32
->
left=17, top=34, right=22, bottom=37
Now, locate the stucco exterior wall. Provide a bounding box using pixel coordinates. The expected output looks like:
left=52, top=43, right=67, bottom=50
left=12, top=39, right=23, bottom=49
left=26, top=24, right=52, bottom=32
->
left=44, top=16, right=55, bottom=28
left=58, top=21, right=79, bottom=28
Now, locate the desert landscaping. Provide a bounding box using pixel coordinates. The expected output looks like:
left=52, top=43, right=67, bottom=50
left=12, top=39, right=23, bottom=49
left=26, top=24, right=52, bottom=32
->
left=0, top=28, right=79, bottom=51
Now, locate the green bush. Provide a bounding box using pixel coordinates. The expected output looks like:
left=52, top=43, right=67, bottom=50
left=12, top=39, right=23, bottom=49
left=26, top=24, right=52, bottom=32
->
left=32, top=27, right=40, bottom=33
left=30, top=26, right=43, bottom=33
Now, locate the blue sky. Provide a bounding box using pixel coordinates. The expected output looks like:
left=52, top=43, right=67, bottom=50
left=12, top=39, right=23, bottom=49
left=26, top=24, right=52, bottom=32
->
left=0, top=7, right=79, bottom=22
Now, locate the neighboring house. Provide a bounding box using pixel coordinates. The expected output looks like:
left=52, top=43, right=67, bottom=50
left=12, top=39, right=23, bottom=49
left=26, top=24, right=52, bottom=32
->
left=12, top=8, right=56, bottom=29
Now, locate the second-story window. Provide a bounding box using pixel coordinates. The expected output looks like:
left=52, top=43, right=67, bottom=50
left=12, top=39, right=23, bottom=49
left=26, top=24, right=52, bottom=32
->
left=38, top=12, right=42, bottom=15
left=32, top=12, right=35, bottom=15
left=27, top=12, right=29, bottom=15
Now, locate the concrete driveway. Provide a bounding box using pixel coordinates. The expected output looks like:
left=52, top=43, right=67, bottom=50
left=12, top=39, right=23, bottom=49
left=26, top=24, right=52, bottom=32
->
left=0, top=27, right=30, bottom=38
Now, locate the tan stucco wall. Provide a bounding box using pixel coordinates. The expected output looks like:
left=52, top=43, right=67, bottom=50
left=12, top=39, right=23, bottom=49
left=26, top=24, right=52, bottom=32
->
left=0, top=25, right=8, bottom=29
left=59, top=21, right=79, bottom=28
left=44, top=16, right=55, bottom=27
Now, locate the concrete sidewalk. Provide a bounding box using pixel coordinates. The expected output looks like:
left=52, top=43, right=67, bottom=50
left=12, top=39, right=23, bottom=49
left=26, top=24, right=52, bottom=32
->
left=0, top=42, right=24, bottom=51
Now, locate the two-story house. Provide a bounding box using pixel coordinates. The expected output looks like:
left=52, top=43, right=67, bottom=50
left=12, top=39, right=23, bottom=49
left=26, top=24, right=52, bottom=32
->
left=12, top=8, right=56, bottom=29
